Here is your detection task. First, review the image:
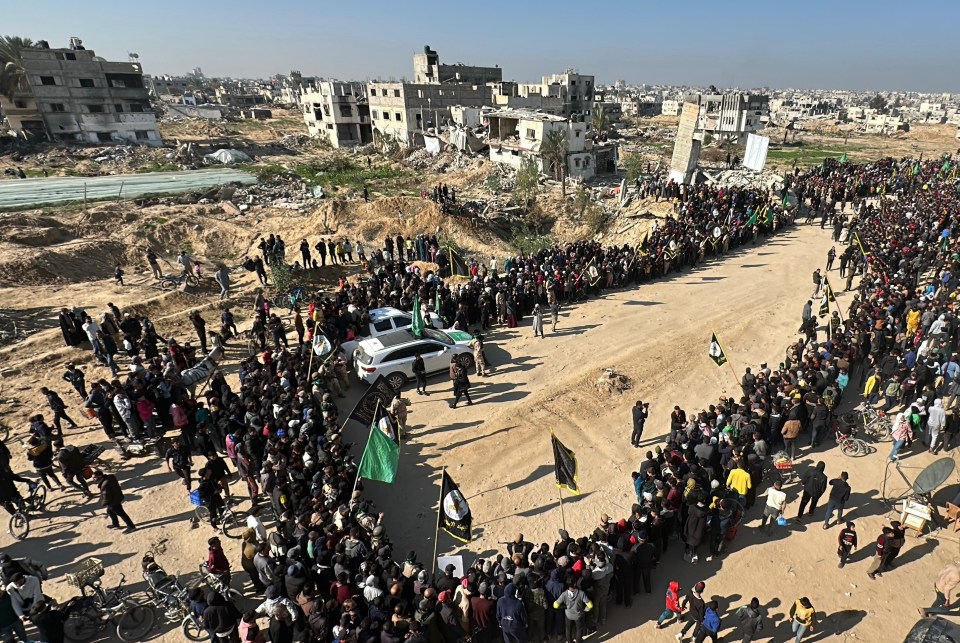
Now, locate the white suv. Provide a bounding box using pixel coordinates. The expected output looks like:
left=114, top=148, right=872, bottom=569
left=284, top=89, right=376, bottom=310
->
left=354, top=327, right=475, bottom=391
left=339, top=307, right=444, bottom=360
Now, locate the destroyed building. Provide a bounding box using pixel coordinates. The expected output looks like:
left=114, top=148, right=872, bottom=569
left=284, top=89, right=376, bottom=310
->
left=413, top=45, right=502, bottom=85
left=683, top=91, right=769, bottom=143
left=0, top=37, right=162, bottom=145
left=485, top=109, right=608, bottom=180
left=302, top=81, right=373, bottom=148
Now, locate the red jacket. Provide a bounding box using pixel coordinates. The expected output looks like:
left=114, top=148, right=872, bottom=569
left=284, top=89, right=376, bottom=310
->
left=665, top=581, right=681, bottom=612
left=207, top=547, right=230, bottom=575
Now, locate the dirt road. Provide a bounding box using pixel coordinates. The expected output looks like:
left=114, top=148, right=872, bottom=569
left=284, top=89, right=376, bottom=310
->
left=0, top=222, right=950, bottom=642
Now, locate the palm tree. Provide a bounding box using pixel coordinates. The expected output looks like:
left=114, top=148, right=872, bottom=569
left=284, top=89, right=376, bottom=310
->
left=0, top=35, right=34, bottom=101
left=541, top=128, right=568, bottom=194
left=591, top=105, right=608, bottom=141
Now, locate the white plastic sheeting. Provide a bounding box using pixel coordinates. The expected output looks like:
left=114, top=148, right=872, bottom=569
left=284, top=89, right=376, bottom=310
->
left=742, top=134, right=770, bottom=172
left=0, top=169, right=257, bottom=211
left=203, top=149, right=253, bottom=164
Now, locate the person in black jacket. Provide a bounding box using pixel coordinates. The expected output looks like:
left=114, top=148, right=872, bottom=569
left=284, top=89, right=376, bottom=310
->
left=29, top=600, right=70, bottom=643
left=40, top=388, right=76, bottom=435
left=823, top=472, right=852, bottom=529
left=92, top=470, right=136, bottom=532
left=412, top=353, right=427, bottom=395
left=203, top=591, right=241, bottom=641
left=679, top=581, right=706, bottom=641
left=796, top=461, right=828, bottom=522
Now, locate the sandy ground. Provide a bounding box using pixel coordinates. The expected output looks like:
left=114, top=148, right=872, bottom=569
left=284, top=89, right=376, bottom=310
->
left=0, top=222, right=955, bottom=643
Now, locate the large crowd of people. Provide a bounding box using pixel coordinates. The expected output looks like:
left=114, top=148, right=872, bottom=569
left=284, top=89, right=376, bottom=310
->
left=4, top=151, right=959, bottom=643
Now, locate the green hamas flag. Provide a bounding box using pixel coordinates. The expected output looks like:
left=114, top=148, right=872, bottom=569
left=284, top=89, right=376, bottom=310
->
left=411, top=295, right=424, bottom=338
left=745, top=209, right=758, bottom=226
left=913, top=162, right=920, bottom=175
left=357, top=411, right=400, bottom=484
left=840, top=152, right=847, bottom=163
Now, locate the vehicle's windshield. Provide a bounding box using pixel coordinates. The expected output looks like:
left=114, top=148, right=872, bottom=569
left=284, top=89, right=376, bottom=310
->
left=423, top=328, right=453, bottom=345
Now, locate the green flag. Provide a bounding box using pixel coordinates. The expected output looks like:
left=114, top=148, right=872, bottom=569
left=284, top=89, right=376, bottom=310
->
left=745, top=209, right=758, bottom=226
left=942, top=160, right=952, bottom=173
left=357, top=415, right=400, bottom=483
left=913, top=162, right=920, bottom=175
left=840, top=152, right=847, bottom=163
left=411, top=295, right=424, bottom=338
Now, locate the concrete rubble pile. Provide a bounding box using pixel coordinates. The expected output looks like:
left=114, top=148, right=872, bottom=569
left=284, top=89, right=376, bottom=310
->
left=708, top=168, right=785, bottom=192
left=230, top=172, right=316, bottom=211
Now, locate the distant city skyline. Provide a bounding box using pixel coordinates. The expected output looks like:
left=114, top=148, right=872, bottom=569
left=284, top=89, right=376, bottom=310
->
left=6, top=0, right=959, bottom=93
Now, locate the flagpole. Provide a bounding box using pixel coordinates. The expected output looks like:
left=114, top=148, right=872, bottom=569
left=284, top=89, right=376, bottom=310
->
left=432, top=466, right=445, bottom=581
left=557, top=485, right=566, bottom=532
left=713, top=330, right=741, bottom=391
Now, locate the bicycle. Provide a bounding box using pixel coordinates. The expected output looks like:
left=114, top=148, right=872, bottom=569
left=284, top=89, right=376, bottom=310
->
left=159, top=273, right=200, bottom=291
left=849, top=406, right=893, bottom=442
left=198, top=562, right=244, bottom=603
left=190, top=493, right=242, bottom=539
left=141, top=550, right=206, bottom=641
left=8, top=483, right=46, bottom=540
left=835, top=429, right=868, bottom=457
left=63, top=559, right=156, bottom=643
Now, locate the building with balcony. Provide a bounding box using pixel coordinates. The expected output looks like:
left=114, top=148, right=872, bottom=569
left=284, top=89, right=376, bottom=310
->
left=302, top=81, right=372, bottom=148
left=0, top=38, right=162, bottom=145
left=485, top=109, right=599, bottom=180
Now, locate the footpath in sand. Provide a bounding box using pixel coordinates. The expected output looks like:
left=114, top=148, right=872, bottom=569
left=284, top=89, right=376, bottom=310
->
left=0, top=223, right=951, bottom=642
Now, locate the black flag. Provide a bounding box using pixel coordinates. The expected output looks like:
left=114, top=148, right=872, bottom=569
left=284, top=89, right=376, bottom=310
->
left=551, top=432, right=579, bottom=494
left=348, top=375, right=399, bottom=425
left=708, top=332, right=728, bottom=367
left=449, top=248, right=470, bottom=277
left=440, top=470, right=472, bottom=542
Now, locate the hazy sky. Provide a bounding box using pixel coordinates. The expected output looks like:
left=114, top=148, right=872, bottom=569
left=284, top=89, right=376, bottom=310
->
left=6, top=0, right=959, bottom=92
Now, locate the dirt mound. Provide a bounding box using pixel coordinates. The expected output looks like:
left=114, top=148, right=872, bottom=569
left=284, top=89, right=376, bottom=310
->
left=0, top=238, right=127, bottom=286
left=595, top=368, right=632, bottom=394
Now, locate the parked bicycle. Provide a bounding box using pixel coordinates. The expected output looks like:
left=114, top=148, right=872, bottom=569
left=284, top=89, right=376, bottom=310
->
left=63, top=558, right=156, bottom=642
left=159, top=273, right=200, bottom=291
left=8, top=482, right=46, bottom=540
left=835, top=428, right=869, bottom=457
left=854, top=405, right=893, bottom=442
left=141, top=551, right=206, bottom=641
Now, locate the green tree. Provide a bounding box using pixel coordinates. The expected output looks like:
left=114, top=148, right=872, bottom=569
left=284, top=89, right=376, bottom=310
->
left=269, top=261, right=292, bottom=294
left=868, top=93, right=888, bottom=113
left=621, top=152, right=645, bottom=183
left=514, top=156, right=540, bottom=211
left=591, top=105, right=608, bottom=141
left=0, top=35, right=34, bottom=101
left=541, top=128, right=568, bottom=194
left=573, top=184, right=590, bottom=216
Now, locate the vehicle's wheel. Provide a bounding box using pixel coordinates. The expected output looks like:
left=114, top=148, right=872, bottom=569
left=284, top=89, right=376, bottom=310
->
left=182, top=615, right=206, bottom=641
left=64, top=603, right=100, bottom=642
left=386, top=372, right=407, bottom=392
left=32, top=485, right=47, bottom=511
left=116, top=605, right=156, bottom=642
left=456, top=353, right=475, bottom=370
left=221, top=511, right=242, bottom=539
left=8, top=513, right=28, bottom=540
left=840, top=439, right=861, bottom=457
left=159, top=279, right=177, bottom=291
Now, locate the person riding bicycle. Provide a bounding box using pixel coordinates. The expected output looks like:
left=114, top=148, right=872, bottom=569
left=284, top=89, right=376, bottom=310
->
left=0, top=468, right=37, bottom=516
left=197, top=467, right=225, bottom=528
left=206, top=537, right=231, bottom=587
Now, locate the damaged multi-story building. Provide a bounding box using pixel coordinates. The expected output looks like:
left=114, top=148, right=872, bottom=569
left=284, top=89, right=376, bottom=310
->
left=1, top=37, right=162, bottom=145
left=301, top=81, right=372, bottom=148
left=683, top=91, right=769, bottom=143
left=485, top=109, right=616, bottom=180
